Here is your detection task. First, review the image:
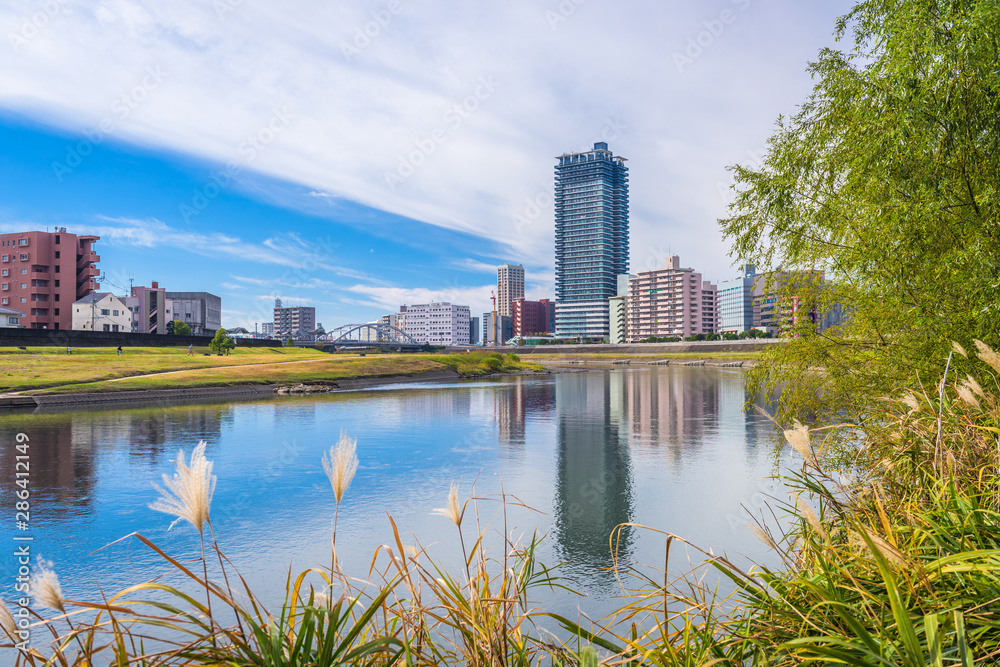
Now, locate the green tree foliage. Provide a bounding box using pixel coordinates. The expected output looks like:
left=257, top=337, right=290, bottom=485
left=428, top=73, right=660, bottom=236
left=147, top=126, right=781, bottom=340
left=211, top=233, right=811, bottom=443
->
left=285, top=337, right=295, bottom=348
left=720, top=0, right=1000, bottom=421
left=210, top=328, right=233, bottom=353
left=172, top=320, right=192, bottom=336
left=166, top=320, right=174, bottom=335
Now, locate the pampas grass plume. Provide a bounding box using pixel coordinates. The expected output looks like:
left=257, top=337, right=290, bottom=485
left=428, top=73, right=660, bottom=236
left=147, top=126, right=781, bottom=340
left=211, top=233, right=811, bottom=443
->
left=432, top=483, right=467, bottom=528
left=31, top=559, right=65, bottom=613
left=956, top=383, right=981, bottom=409
left=974, top=340, right=1000, bottom=374
left=150, top=441, right=216, bottom=533
left=783, top=421, right=817, bottom=468
left=952, top=341, right=968, bottom=358
left=794, top=495, right=829, bottom=542
left=965, top=374, right=985, bottom=398
left=747, top=523, right=778, bottom=551
left=323, top=431, right=359, bottom=505
left=0, top=600, right=17, bottom=639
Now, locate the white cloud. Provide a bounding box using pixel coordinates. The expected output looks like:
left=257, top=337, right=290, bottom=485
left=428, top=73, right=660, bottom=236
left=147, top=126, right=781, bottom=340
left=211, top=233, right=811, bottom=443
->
left=0, top=0, right=854, bottom=282
left=346, top=283, right=495, bottom=313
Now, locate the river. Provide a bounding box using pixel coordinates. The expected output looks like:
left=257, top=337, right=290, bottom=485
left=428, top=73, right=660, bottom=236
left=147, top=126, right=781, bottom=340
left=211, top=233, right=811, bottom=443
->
left=0, top=365, right=790, bottom=657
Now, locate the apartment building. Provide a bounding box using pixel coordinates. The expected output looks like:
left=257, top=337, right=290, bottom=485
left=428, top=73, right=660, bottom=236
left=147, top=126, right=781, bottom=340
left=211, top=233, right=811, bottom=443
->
left=273, top=298, right=316, bottom=339
left=497, top=264, right=525, bottom=318
left=554, top=142, right=629, bottom=338
left=72, top=292, right=131, bottom=332
left=627, top=256, right=718, bottom=341
left=0, top=229, right=100, bottom=330
left=397, top=302, right=470, bottom=345
left=126, top=282, right=167, bottom=334
left=512, top=298, right=555, bottom=336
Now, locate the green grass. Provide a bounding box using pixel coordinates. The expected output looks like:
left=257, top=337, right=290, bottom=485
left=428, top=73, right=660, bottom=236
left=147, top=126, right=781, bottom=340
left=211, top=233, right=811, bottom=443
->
left=2, top=348, right=547, bottom=395
left=0, top=345, right=325, bottom=392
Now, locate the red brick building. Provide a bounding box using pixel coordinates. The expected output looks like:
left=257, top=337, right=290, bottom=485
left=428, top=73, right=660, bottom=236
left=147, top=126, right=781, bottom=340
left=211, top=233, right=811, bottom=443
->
left=512, top=298, right=555, bottom=336
left=0, top=229, right=100, bottom=330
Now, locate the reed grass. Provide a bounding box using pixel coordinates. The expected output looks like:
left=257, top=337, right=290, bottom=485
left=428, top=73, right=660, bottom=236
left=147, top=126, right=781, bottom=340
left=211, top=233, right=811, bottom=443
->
left=8, top=344, right=1000, bottom=664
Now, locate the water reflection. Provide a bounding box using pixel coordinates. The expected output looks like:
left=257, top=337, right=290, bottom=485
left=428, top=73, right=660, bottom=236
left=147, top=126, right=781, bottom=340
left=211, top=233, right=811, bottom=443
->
left=554, top=372, right=634, bottom=583
left=0, top=403, right=231, bottom=522
left=0, top=368, right=778, bottom=629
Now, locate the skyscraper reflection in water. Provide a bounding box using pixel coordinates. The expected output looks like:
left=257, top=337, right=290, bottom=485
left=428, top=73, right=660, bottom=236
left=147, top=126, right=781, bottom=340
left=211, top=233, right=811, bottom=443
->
left=554, top=371, right=634, bottom=587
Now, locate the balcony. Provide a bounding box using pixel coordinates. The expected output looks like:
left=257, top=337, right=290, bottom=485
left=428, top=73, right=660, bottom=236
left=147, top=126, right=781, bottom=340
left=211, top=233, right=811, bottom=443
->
left=77, top=251, right=100, bottom=269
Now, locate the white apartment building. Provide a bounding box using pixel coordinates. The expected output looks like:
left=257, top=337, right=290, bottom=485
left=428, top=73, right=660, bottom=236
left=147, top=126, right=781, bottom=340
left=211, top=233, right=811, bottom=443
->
left=627, top=256, right=718, bottom=341
left=72, top=292, right=131, bottom=332
left=497, top=264, right=525, bottom=318
left=397, top=302, right=471, bottom=345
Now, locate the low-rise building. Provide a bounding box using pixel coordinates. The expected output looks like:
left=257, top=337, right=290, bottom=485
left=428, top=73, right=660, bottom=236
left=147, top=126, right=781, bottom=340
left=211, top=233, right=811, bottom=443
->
left=165, top=291, right=222, bottom=336
left=0, top=305, right=25, bottom=328
left=397, top=302, right=470, bottom=345
left=72, top=292, right=131, bottom=332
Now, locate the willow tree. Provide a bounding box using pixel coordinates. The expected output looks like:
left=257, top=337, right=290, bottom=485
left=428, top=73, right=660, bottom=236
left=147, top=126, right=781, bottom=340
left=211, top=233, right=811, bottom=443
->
left=721, top=0, right=1000, bottom=422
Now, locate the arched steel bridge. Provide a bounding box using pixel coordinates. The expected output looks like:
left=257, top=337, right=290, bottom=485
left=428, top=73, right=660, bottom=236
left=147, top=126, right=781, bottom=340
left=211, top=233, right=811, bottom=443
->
left=318, top=323, right=422, bottom=348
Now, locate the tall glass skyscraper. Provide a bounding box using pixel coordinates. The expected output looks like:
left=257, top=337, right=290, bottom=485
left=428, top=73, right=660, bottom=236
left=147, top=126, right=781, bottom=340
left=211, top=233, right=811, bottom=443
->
left=554, top=141, right=629, bottom=338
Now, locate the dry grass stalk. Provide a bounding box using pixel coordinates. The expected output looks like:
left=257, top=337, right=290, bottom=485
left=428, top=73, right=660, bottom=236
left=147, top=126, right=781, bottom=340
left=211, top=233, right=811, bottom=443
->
left=974, top=339, right=1000, bottom=374
left=31, top=559, right=65, bottom=613
left=149, top=440, right=216, bottom=532
left=322, top=431, right=359, bottom=505
left=784, top=421, right=817, bottom=468
left=901, top=393, right=919, bottom=412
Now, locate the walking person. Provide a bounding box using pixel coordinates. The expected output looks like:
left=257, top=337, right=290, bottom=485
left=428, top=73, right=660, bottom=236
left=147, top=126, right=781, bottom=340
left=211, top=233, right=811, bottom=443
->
left=116, top=346, right=123, bottom=356
left=188, top=344, right=194, bottom=356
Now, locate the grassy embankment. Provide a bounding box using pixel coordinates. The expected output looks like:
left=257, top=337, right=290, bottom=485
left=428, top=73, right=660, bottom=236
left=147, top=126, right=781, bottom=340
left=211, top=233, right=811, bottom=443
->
left=0, top=346, right=546, bottom=394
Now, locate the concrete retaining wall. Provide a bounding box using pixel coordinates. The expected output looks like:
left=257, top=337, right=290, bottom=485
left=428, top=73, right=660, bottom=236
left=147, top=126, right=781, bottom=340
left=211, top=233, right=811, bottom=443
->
left=0, top=328, right=280, bottom=348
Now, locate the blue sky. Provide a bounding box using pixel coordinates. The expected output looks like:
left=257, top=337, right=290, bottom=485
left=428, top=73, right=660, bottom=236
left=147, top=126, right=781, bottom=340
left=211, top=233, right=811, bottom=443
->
left=0, top=0, right=855, bottom=329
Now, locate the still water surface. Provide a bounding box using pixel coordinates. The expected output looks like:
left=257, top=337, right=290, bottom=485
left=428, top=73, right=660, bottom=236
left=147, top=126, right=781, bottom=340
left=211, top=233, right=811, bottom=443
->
left=0, top=367, right=788, bottom=649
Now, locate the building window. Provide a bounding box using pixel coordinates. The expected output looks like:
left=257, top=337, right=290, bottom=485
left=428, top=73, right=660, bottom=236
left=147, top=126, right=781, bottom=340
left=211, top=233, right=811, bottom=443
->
left=113, top=309, right=118, bottom=316
left=54, top=280, right=59, bottom=287
left=0, top=298, right=6, bottom=304
left=54, top=235, right=60, bottom=244
left=18, top=239, right=27, bottom=246
left=20, top=283, right=26, bottom=289
left=101, top=309, right=110, bottom=315
left=1, top=255, right=6, bottom=261
left=103, top=324, right=110, bottom=331
left=0, top=284, right=6, bottom=290
left=54, top=308, right=59, bottom=316
left=54, top=294, right=59, bottom=301
left=0, top=270, right=5, bottom=276
left=19, top=254, right=27, bottom=261
left=54, top=266, right=59, bottom=273
left=54, top=251, right=60, bottom=259
left=20, top=269, right=26, bottom=274
left=20, top=297, right=26, bottom=303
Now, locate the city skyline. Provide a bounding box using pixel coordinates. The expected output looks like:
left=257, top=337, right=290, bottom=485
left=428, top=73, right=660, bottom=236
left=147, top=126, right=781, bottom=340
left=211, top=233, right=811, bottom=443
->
left=0, top=1, right=855, bottom=329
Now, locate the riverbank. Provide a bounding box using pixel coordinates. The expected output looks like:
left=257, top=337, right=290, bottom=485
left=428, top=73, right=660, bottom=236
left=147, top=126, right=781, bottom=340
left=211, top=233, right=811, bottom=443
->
left=0, top=348, right=548, bottom=401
